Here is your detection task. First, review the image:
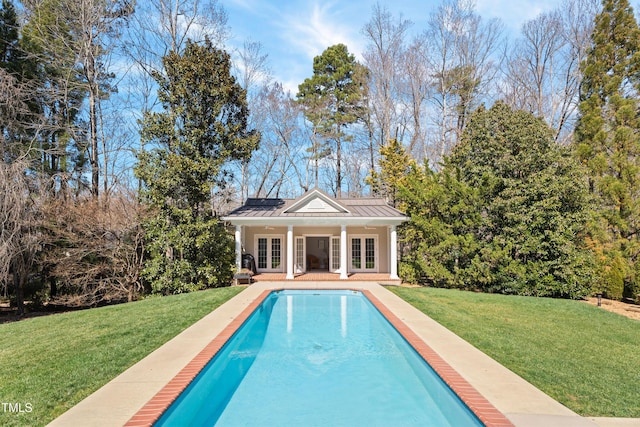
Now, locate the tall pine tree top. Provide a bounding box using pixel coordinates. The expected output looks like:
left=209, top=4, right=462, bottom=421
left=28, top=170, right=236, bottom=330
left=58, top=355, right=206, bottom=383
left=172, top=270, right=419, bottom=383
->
left=575, top=0, right=640, bottom=191
left=574, top=0, right=640, bottom=299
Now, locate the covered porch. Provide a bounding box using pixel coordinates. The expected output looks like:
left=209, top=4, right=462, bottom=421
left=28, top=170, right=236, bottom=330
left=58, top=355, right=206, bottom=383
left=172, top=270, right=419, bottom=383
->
left=250, top=272, right=402, bottom=284
left=222, top=189, right=408, bottom=281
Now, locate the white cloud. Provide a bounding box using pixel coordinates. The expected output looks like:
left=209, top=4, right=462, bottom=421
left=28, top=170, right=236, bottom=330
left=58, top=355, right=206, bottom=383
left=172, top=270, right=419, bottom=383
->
left=475, top=0, right=557, bottom=32
left=277, top=1, right=364, bottom=61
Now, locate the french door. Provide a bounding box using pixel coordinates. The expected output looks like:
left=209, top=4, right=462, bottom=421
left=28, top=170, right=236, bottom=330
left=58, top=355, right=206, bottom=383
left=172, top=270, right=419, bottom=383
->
left=255, top=235, right=283, bottom=272
left=350, top=236, right=377, bottom=272
left=330, top=236, right=341, bottom=273
left=295, top=236, right=305, bottom=273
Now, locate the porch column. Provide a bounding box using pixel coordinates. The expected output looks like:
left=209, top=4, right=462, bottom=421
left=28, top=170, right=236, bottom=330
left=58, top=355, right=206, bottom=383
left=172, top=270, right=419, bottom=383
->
left=390, top=225, right=399, bottom=280
left=340, top=225, right=348, bottom=279
left=286, top=225, right=294, bottom=279
left=235, top=225, right=242, bottom=272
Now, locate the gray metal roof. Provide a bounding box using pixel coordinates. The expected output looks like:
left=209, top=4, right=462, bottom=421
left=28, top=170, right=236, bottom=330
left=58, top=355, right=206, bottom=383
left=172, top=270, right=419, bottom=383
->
left=226, top=198, right=405, bottom=218
left=224, top=191, right=407, bottom=220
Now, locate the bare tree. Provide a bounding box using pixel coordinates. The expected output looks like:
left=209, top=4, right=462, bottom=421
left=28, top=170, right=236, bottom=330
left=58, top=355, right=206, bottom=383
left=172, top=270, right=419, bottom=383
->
left=361, top=3, right=412, bottom=166
left=500, top=0, right=599, bottom=144
left=233, top=39, right=272, bottom=203
left=424, top=0, right=503, bottom=161
left=246, top=82, right=308, bottom=198
left=0, top=159, right=39, bottom=314
left=125, top=0, right=228, bottom=82
left=73, top=0, right=133, bottom=198
left=40, top=192, right=145, bottom=306
left=124, top=0, right=230, bottom=197
left=399, top=33, right=431, bottom=159
left=0, top=68, right=34, bottom=160
left=235, top=39, right=271, bottom=92
left=21, top=0, right=132, bottom=198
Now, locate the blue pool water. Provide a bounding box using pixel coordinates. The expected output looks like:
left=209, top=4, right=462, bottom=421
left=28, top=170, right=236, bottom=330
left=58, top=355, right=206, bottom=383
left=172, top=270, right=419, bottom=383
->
left=155, top=290, right=484, bottom=426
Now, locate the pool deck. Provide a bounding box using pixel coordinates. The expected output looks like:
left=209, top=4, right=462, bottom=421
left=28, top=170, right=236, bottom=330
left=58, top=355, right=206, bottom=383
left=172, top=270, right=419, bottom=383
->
left=48, top=282, right=639, bottom=427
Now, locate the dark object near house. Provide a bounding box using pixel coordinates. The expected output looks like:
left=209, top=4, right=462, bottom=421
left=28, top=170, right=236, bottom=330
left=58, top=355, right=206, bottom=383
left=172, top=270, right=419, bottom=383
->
left=242, top=253, right=257, bottom=274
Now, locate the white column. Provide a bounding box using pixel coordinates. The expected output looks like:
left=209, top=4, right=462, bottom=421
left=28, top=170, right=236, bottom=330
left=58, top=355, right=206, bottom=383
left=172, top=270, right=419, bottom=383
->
left=390, top=225, right=399, bottom=280
left=286, top=225, right=294, bottom=279
left=340, top=225, right=348, bottom=279
left=235, top=225, right=242, bottom=272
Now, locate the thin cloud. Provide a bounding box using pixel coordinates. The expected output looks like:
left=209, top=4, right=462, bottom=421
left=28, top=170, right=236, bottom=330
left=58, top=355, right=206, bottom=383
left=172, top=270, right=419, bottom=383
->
left=278, top=1, right=364, bottom=61
left=475, top=0, right=557, bottom=31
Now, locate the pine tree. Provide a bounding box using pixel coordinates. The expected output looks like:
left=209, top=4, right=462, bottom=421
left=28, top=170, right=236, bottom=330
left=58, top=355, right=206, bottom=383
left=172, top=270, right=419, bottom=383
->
left=0, top=0, right=23, bottom=159
left=136, top=39, right=259, bottom=294
left=0, top=0, right=19, bottom=69
left=21, top=0, right=88, bottom=195
left=574, top=0, right=640, bottom=299
left=297, top=44, right=368, bottom=196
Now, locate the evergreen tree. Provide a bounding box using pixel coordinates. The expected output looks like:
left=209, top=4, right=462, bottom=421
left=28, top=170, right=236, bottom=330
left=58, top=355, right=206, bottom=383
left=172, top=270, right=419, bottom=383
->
left=574, top=0, right=640, bottom=299
left=0, top=0, right=19, bottom=69
left=366, top=139, right=414, bottom=207
left=453, top=102, right=594, bottom=298
left=401, top=102, right=595, bottom=298
left=135, top=39, right=259, bottom=294
left=0, top=0, right=41, bottom=162
left=0, top=0, right=22, bottom=160
left=21, top=0, right=88, bottom=195
left=297, top=44, right=367, bottom=196
left=398, top=162, right=484, bottom=288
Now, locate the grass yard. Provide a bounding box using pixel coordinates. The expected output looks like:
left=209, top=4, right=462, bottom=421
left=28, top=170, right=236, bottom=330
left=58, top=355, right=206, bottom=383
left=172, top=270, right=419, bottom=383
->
left=0, top=286, right=244, bottom=427
left=389, top=286, right=640, bottom=418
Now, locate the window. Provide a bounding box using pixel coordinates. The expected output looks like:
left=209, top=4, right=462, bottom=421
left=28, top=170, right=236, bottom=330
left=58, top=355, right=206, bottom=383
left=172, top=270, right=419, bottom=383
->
left=295, top=237, right=305, bottom=273
left=331, top=237, right=340, bottom=272
left=257, top=238, right=268, bottom=269
left=365, top=238, right=375, bottom=269
left=350, top=235, right=377, bottom=272
left=271, top=238, right=281, bottom=269
left=351, top=238, right=361, bottom=269
left=255, top=235, right=284, bottom=272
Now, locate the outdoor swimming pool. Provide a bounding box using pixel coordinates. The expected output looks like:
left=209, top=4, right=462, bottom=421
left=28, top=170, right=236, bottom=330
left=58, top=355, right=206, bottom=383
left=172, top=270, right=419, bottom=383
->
left=155, top=290, right=484, bottom=426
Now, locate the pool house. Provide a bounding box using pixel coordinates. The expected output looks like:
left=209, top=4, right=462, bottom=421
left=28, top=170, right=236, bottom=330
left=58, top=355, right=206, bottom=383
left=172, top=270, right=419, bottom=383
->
left=222, top=188, right=408, bottom=280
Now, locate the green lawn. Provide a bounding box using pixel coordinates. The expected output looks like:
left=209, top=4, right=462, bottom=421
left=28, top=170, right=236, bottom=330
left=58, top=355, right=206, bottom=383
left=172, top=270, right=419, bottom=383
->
left=3, top=285, right=638, bottom=425
left=0, top=286, right=244, bottom=427
left=388, top=286, right=640, bottom=418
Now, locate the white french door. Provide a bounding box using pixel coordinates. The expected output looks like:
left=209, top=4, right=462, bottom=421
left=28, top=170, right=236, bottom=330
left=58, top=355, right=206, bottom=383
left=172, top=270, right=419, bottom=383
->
left=255, top=235, right=284, bottom=272
left=295, top=236, right=305, bottom=273
left=350, top=236, right=378, bottom=272
left=330, top=236, right=341, bottom=273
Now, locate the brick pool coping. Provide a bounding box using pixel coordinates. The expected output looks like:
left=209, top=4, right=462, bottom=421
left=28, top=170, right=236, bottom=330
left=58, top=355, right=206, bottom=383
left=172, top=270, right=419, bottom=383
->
left=125, top=288, right=513, bottom=427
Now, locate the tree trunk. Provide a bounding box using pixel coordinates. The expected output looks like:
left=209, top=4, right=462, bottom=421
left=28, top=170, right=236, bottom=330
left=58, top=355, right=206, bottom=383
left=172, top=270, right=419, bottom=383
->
left=12, top=264, right=24, bottom=316
left=89, top=79, right=99, bottom=198
left=336, top=124, right=342, bottom=197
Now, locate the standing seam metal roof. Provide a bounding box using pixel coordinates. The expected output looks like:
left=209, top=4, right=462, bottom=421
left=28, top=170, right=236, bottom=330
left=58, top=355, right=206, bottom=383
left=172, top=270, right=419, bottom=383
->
left=225, top=197, right=407, bottom=218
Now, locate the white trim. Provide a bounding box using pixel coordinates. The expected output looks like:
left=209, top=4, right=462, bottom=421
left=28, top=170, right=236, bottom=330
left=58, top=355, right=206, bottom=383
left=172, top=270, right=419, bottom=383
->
left=390, top=225, right=398, bottom=280
left=286, top=226, right=294, bottom=279
left=234, top=225, right=242, bottom=272
left=224, top=217, right=406, bottom=227
left=283, top=189, right=350, bottom=214
left=330, top=236, right=341, bottom=273
left=295, top=236, right=306, bottom=273
left=349, top=234, right=379, bottom=273
left=254, top=234, right=285, bottom=273
left=340, top=225, right=348, bottom=279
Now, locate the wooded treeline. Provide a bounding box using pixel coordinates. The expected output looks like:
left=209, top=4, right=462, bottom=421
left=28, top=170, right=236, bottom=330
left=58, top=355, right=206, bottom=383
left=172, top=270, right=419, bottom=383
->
left=1, top=0, right=639, bottom=314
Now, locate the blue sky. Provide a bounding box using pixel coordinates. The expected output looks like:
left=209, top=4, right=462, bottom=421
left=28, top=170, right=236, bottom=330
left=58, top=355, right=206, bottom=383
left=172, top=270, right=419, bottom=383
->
left=223, top=0, right=558, bottom=94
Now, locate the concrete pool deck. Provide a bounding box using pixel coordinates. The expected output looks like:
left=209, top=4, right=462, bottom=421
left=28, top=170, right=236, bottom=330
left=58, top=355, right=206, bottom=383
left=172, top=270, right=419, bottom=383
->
left=48, top=282, right=639, bottom=427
